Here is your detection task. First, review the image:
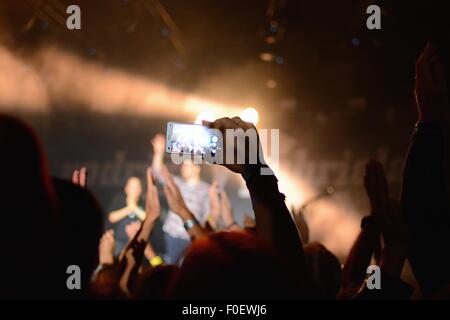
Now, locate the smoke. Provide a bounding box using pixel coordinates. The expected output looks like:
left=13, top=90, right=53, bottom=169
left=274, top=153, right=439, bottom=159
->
left=306, top=198, right=360, bottom=261
left=0, top=45, right=243, bottom=118
left=0, top=46, right=49, bottom=112
left=277, top=133, right=361, bottom=261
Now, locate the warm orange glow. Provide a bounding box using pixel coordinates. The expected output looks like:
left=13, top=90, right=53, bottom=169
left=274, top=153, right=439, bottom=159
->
left=0, top=46, right=249, bottom=121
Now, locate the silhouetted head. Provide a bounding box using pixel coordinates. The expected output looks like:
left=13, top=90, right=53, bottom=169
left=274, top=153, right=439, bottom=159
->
left=0, top=114, right=59, bottom=298
left=0, top=114, right=57, bottom=212
left=53, top=178, right=104, bottom=298
left=304, top=242, right=342, bottom=299
left=168, top=232, right=301, bottom=299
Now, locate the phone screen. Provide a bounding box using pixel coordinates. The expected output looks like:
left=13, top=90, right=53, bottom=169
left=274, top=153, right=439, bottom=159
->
left=166, top=122, right=221, bottom=156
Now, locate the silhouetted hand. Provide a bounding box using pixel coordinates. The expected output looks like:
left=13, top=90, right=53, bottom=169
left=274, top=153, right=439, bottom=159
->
left=151, top=134, right=166, bottom=155
left=72, top=166, right=87, bottom=188
left=364, top=160, right=407, bottom=245
left=117, top=168, right=160, bottom=296
left=99, top=230, right=115, bottom=265
left=203, top=117, right=263, bottom=174
left=161, top=165, right=190, bottom=219
left=415, top=43, right=448, bottom=123
left=145, top=167, right=160, bottom=223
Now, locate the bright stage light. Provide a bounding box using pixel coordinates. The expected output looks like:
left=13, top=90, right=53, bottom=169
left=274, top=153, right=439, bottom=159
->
left=241, top=107, right=259, bottom=125
left=195, top=110, right=216, bottom=124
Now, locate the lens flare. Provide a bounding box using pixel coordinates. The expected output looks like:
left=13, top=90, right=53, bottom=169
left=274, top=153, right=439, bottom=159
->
left=241, top=107, right=259, bottom=125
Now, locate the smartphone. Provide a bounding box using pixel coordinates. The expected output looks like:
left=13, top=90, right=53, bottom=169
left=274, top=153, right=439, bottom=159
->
left=165, top=122, right=221, bottom=157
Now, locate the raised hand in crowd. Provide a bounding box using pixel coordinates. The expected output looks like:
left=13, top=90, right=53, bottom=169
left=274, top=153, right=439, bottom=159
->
left=92, top=229, right=121, bottom=299
left=203, top=117, right=265, bottom=173
left=72, top=166, right=88, bottom=188
left=161, top=165, right=206, bottom=240
left=99, top=230, right=116, bottom=266
left=366, top=160, right=408, bottom=280
left=204, top=117, right=309, bottom=296
left=338, top=160, right=385, bottom=299
left=340, top=160, right=411, bottom=299
left=151, top=134, right=166, bottom=174
left=118, top=168, right=160, bottom=295
left=401, top=43, right=450, bottom=297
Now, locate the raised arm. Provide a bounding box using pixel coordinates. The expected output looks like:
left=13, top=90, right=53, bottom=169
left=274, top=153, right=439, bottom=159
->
left=98, top=229, right=115, bottom=266
left=339, top=160, right=386, bottom=298
left=72, top=166, right=88, bottom=188
left=151, top=134, right=166, bottom=175
left=400, top=43, right=450, bottom=296
left=341, top=161, right=410, bottom=299
left=161, top=165, right=207, bottom=241
left=118, top=168, right=160, bottom=296
left=205, top=117, right=309, bottom=292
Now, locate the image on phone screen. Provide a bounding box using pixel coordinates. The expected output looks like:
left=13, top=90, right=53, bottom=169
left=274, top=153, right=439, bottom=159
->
left=166, top=122, right=221, bottom=157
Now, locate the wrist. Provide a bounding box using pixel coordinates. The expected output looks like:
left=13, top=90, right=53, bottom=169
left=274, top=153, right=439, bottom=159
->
left=241, top=164, right=273, bottom=183
left=183, top=218, right=199, bottom=231
left=245, top=173, right=284, bottom=206
left=155, top=151, right=164, bottom=158
left=178, top=207, right=193, bottom=221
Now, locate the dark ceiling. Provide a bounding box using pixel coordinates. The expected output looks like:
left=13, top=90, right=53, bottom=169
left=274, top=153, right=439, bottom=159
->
left=1, top=0, right=449, bottom=136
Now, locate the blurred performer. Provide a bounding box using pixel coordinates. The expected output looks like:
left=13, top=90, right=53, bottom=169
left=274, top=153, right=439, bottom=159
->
left=108, top=177, right=146, bottom=255
left=151, top=134, right=210, bottom=264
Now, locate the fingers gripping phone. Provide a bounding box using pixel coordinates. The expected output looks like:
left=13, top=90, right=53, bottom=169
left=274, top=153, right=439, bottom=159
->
left=165, top=122, right=222, bottom=158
